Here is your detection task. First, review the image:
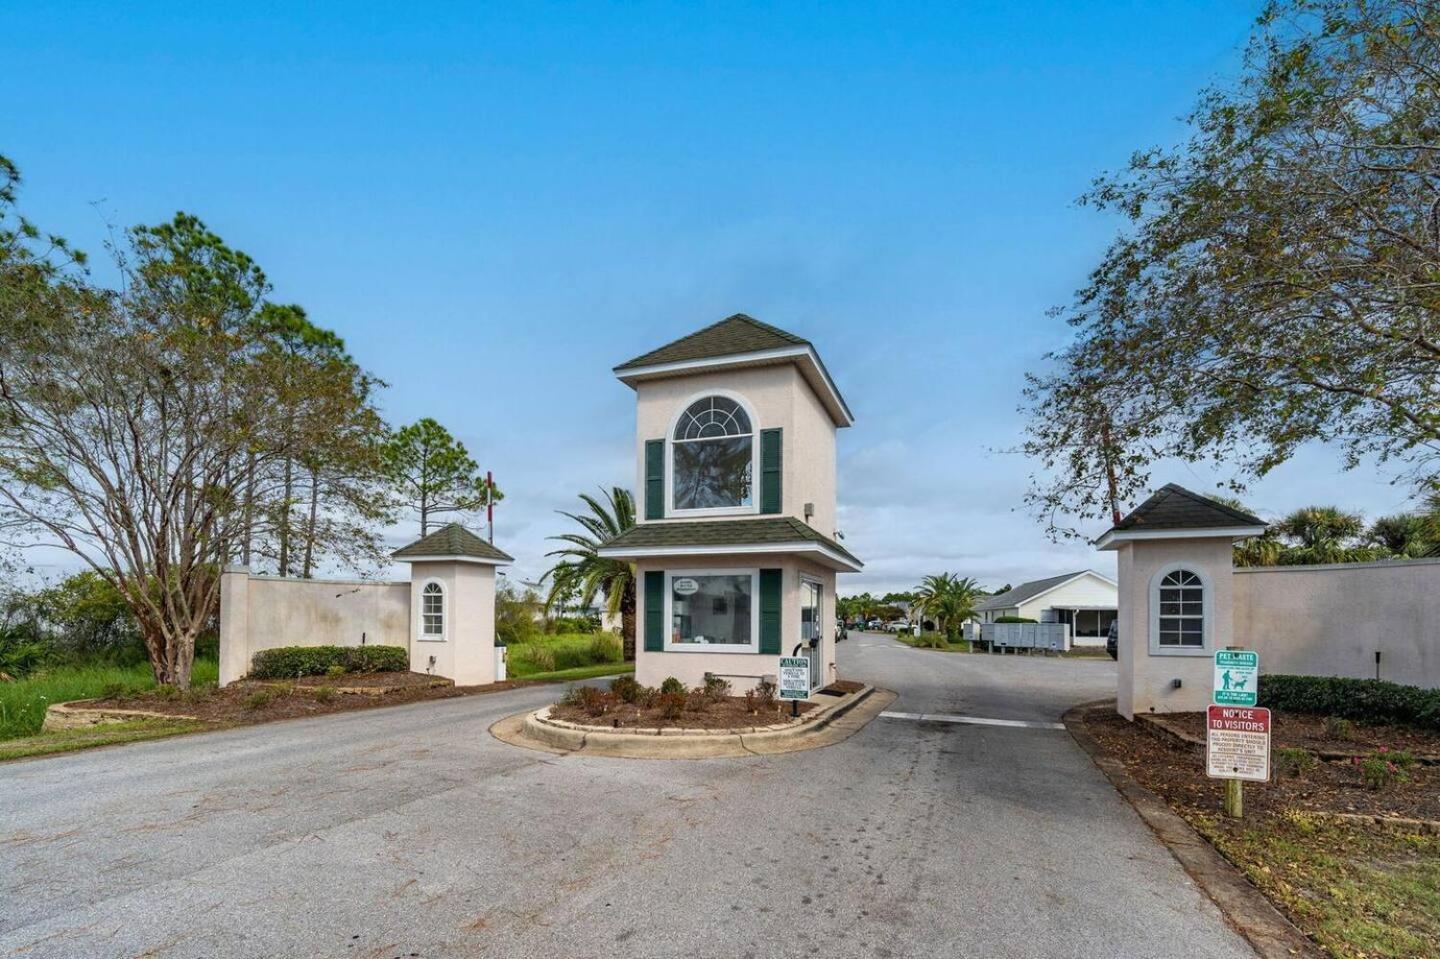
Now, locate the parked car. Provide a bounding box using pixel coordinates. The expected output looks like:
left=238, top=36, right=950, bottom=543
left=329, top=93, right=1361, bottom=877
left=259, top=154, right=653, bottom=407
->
left=1106, top=620, right=1118, bottom=660
left=865, top=619, right=884, bottom=631
left=884, top=620, right=912, bottom=633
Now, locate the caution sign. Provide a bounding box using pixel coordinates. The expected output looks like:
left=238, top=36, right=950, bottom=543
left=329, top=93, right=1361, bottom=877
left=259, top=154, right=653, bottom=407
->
left=778, top=657, right=810, bottom=701
left=1206, top=705, right=1271, bottom=782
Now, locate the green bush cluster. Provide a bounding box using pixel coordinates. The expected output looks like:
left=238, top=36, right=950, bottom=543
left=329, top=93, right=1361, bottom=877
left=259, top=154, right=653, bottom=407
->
left=1259, top=674, right=1440, bottom=730
left=548, top=615, right=601, bottom=635
left=249, top=644, right=408, bottom=679
left=992, top=616, right=1037, bottom=624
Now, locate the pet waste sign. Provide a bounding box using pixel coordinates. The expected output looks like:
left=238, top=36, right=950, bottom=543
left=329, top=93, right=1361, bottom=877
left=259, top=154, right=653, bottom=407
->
left=1213, top=650, right=1258, bottom=707
left=1206, top=705, right=1271, bottom=782
left=778, top=657, right=810, bottom=701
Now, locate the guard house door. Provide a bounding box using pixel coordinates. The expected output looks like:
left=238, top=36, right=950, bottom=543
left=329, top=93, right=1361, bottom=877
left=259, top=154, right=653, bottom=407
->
left=801, top=580, right=823, bottom=691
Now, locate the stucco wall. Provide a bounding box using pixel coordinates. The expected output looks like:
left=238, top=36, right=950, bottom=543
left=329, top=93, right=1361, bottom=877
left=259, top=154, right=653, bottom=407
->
left=409, top=561, right=498, bottom=686
left=219, top=567, right=409, bottom=685
left=1235, top=559, right=1440, bottom=688
left=632, top=364, right=839, bottom=534
left=1116, top=537, right=1236, bottom=719
left=634, top=553, right=837, bottom=693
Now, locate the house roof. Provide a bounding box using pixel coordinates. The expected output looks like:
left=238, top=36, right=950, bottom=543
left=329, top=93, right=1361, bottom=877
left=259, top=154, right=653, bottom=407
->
left=613, top=314, right=854, bottom=427
left=1096, top=483, right=1267, bottom=550
left=596, top=516, right=862, bottom=571
left=392, top=524, right=514, bottom=564
left=974, top=570, right=1115, bottom=612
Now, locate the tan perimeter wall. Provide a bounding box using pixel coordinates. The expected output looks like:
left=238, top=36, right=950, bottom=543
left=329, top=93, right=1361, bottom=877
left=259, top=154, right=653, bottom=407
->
left=220, top=566, right=410, bottom=685
left=1235, top=559, right=1440, bottom=689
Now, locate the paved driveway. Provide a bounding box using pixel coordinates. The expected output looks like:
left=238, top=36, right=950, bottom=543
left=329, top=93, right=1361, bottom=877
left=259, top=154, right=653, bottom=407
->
left=0, top=636, right=1255, bottom=958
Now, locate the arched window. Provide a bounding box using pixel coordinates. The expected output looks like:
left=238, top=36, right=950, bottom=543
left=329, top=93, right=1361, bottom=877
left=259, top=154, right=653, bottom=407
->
left=671, top=395, right=754, bottom=511
left=421, top=582, right=444, bottom=639
left=1155, top=568, right=1204, bottom=650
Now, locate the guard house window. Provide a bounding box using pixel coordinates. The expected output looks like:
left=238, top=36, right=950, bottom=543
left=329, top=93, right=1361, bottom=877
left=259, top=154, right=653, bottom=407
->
left=422, top=582, right=444, bottom=638
left=1157, top=570, right=1203, bottom=648
left=668, top=572, right=755, bottom=651
left=672, top=396, right=754, bottom=511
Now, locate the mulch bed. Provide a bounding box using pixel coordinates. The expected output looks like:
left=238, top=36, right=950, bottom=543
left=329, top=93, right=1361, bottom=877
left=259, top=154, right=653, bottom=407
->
left=550, top=693, right=816, bottom=730
left=1081, top=709, right=1440, bottom=822
left=83, top=672, right=530, bottom=726
left=1153, top=709, right=1440, bottom=759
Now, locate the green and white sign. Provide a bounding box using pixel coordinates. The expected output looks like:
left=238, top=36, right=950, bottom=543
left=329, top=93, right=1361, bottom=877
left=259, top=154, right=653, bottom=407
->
left=1213, top=650, right=1259, bottom=707
left=778, top=657, right=810, bottom=701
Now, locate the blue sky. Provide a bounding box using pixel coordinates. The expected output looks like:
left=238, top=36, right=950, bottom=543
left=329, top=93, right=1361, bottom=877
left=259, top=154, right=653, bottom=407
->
left=2, top=1, right=1412, bottom=594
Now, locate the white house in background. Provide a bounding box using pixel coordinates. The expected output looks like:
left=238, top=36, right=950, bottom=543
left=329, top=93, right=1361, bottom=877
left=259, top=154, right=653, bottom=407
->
left=975, top=570, right=1118, bottom=645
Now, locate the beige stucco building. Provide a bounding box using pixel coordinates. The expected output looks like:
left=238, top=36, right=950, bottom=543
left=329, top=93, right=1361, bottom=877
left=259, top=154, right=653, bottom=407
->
left=597, top=314, right=862, bottom=693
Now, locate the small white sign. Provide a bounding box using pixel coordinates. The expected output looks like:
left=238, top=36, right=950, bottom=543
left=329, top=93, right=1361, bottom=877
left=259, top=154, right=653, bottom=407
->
left=672, top=577, right=700, bottom=596
left=778, top=657, right=810, bottom=701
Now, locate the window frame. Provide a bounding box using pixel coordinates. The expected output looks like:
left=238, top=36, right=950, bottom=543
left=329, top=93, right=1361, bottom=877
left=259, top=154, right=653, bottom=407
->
left=1147, top=564, right=1211, bottom=657
left=663, top=567, right=761, bottom=654
left=665, top=390, right=761, bottom=518
left=418, top=579, right=447, bottom=642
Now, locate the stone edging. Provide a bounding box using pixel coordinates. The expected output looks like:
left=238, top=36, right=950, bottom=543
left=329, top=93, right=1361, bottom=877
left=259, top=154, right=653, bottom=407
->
left=504, top=685, right=883, bottom=758
left=1139, top=713, right=1440, bottom=765
left=1063, top=700, right=1322, bottom=959
left=42, top=700, right=202, bottom=732
left=254, top=678, right=453, bottom=696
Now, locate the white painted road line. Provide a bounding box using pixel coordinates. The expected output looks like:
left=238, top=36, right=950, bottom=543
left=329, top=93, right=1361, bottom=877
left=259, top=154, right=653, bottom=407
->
left=880, top=711, right=1067, bottom=731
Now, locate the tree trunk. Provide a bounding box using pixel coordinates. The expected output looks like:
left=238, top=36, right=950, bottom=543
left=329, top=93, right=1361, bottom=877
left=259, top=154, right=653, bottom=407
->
left=302, top=467, right=319, bottom=578
left=278, top=457, right=293, bottom=575
left=620, top=579, right=637, bottom=661
left=241, top=452, right=256, bottom=566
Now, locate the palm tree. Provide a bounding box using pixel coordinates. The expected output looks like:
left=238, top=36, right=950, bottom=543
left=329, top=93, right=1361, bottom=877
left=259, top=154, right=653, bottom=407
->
left=542, top=487, right=637, bottom=659
left=1274, top=506, right=1372, bottom=565
left=1368, top=513, right=1434, bottom=558
left=913, top=573, right=983, bottom=640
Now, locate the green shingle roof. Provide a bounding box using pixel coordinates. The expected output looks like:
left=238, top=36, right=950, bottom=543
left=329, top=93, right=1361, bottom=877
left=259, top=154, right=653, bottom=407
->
left=615, top=314, right=810, bottom=370
left=597, top=516, right=861, bottom=568
left=392, top=524, right=514, bottom=563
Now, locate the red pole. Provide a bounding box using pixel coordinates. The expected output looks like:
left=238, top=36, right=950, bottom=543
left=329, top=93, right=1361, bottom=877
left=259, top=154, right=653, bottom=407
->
left=487, top=470, right=494, bottom=544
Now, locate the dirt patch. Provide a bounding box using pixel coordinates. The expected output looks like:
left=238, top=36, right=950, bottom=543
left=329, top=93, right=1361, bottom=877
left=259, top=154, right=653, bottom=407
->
left=1152, top=709, right=1440, bottom=759
left=550, top=692, right=815, bottom=730
left=83, top=673, right=532, bottom=726
left=821, top=680, right=866, bottom=695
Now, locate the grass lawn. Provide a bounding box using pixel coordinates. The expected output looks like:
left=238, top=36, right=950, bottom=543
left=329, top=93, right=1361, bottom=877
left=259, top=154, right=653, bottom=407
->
left=891, top=632, right=972, bottom=652
left=523, top=662, right=635, bottom=683
left=0, top=718, right=210, bottom=762
left=506, top=631, right=625, bottom=678
left=1198, top=812, right=1440, bottom=959
left=0, top=658, right=219, bottom=741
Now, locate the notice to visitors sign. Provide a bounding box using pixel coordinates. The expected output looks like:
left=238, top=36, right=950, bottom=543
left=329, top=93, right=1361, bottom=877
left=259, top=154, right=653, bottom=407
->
left=778, top=657, right=810, bottom=700
left=1206, top=705, right=1271, bottom=782
left=1213, top=650, right=1259, bottom=707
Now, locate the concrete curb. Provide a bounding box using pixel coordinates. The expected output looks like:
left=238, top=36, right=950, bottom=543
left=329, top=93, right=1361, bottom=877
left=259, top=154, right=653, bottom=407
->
left=494, top=686, right=895, bottom=759
left=1063, top=700, right=1321, bottom=959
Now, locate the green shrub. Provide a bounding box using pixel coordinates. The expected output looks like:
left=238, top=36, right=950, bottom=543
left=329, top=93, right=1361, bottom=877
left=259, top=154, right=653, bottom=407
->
left=1322, top=716, right=1356, bottom=741
left=701, top=674, right=732, bottom=701
left=993, top=616, right=1037, bottom=624
left=913, top=632, right=949, bottom=649
left=549, top=615, right=600, bottom=635
left=520, top=646, right=556, bottom=673
left=1274, top=747, right=1319, bottom=779
left=610, top=675, right=642, bottom=704
left=657, top=691, right=686, bottom=719
left=589, top=634, right=623, bottom=664
left=660, top=676, right=685, bottom=695
left=249, top=645, right=407, bottom=679
left=1259, top=675, right=1440, bottom=730
left=755, top=678, right=777, bottom=709
left=244, top=689, right=276, bottom=710
left=1354, top=749, right=1412, bottom=790
left=312, top=685, right=336, bottom=704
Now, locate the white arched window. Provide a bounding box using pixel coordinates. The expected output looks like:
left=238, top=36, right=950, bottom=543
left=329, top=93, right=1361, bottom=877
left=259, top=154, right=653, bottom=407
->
left=1150, top=567, right=1208, bottom=654
left=670, top=395, right=755, bottom=512
left=421, top=582, right=445, bottom=639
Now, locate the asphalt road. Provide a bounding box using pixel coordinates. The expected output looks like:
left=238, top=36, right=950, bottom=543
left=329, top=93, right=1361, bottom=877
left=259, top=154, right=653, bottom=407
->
left=0, top=634, right=1255, bottom=959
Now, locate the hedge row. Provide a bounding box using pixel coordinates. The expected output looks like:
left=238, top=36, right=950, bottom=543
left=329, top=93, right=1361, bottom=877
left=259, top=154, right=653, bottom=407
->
left=250, top=644, right=409, bottom=679
left=1259, top=674, right=1440, bottom=730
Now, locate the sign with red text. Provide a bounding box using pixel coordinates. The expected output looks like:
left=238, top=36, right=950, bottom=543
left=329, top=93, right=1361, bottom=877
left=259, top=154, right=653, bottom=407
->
left=1206, top=705, right=1271, bottom=782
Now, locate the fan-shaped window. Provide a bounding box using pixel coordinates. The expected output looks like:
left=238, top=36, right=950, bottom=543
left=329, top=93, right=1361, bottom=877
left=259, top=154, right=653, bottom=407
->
left=1156, top=569, right=1203, bottom=648
left=421, top=582, right=444, bottom=638
left=671, top=395, right=754, bottom=511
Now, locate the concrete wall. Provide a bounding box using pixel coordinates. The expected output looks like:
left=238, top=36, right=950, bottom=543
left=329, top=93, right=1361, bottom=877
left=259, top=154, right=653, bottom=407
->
left=1234, top=558, right=1440, bottom=688
left=219, top=567, right=409, bottom=686
left=632, top=364, right=839, bottom=536
left=634, top=553, right=837, bottom=693
left=1116, top=537, right=1236, bottom=719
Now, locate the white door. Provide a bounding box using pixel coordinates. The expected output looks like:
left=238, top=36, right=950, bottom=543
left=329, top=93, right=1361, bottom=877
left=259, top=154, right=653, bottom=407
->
left=801, top=580, right=823, bottom=690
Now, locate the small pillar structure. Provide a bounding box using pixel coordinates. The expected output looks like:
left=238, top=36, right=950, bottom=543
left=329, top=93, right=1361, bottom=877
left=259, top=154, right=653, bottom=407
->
left=393, top=524, right=514, bottom=686
left=1097, top=484, right=1266, bottom=719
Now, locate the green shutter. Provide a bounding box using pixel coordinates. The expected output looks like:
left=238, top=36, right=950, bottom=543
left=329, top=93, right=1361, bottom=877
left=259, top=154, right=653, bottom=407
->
left=760, top=428, right=782, bottom=515
left=759, top=568, right=782, bottom=654
left=644, top=570, right=664, bottom=652
left=645, top=439, right=664, bottom=520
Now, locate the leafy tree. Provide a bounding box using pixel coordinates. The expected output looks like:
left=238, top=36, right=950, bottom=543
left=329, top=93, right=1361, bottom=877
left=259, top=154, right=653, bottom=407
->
left=0, top=161, right=389, bottom=686
left=384, top=418, right=500, bottom=536
left=541, top=487, right=636, bottom=658
left=36, top=571, right=140, bottom=655
left=1024, top=0, right=1440, bottom=535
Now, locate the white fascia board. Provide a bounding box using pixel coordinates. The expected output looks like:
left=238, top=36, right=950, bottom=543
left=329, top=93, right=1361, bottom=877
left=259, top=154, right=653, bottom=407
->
left=1015, top=570, right=1118, bottom=606
left=1094, top=526, right=1268, bottom=551
left=614, top=345, right=855, bottom=428
left=394, top=554, right=512, bottom=566
left=597, top=540, right=863, bottom=573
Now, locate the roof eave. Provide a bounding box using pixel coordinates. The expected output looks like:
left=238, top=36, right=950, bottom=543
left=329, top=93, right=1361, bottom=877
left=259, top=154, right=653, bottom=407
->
left=614, top=344, right=855, bottom=428
left=1094, top=525, right=1268, bottom=551
left=392, top=553, right=513, bottom=566
left=597, top=539, right=863, bottom=572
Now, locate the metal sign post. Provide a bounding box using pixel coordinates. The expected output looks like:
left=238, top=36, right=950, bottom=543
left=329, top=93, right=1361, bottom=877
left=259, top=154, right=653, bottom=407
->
left=1208, top=649, right=1265, bottom=818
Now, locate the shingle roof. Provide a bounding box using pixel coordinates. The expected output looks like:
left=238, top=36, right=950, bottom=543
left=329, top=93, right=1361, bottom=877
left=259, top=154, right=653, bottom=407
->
left=392, top=524, right=514, bottom=563
left=614, top=314, right=810, bottom=370
left=974, top=570, right=1111, bottom=612
left=1113, top=483, right=1265, bottom=533
left=597, top=516, right=861, bottom=567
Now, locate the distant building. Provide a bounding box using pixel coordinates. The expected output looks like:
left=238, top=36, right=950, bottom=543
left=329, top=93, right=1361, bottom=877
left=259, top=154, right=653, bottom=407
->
left=975, top=570, right=1117, bottom=646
